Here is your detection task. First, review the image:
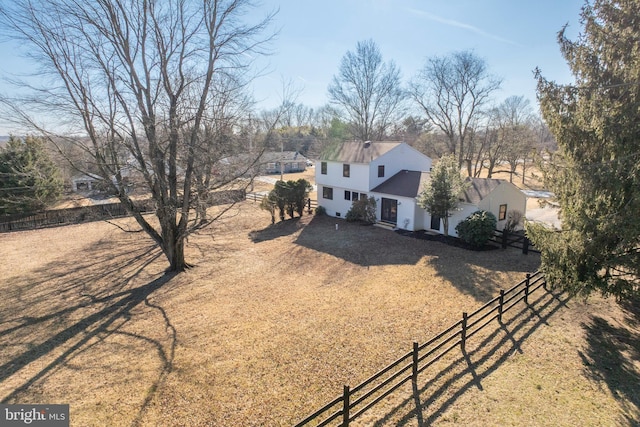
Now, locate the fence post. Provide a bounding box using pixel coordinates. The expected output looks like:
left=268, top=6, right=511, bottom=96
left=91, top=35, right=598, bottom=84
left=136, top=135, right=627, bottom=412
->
left=461, top=312, right=468, bottom=352
left=342, top=385, right=350, bottom=427
left=524, top=273, right=531, bottom=305
left=498, top=290, right=505, bottom=322
left=501, top=229, right=508, bottom=249
left=412, top=342, right=419, bottom=385
left=522, top=236, right=529, bottom=255
left=307, top=198, right=312, bottom=214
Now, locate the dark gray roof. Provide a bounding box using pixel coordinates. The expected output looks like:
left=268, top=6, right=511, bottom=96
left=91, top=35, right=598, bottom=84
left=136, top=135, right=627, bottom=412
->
left=261, top=151, right=308, bottom=163
left=462, top=178, right=502, bottom=204
left=371, top=170, right=430, bottom=198
left=372, top=172, right=506, bottom=203
left=320, top=141, right=401, bottom=163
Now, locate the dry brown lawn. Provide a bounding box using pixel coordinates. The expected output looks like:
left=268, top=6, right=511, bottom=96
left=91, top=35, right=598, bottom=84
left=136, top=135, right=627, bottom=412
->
left=0, top=202, right=638, bottom=426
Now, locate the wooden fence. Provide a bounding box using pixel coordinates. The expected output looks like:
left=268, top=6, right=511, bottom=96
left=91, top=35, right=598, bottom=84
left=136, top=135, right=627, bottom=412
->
left=0, top=201, right=154, bottom=233
left=294, top=271, right=547, bottom=426
left=488, top=229, right=540, bottom=254
left=245, top=192, right=318, bottom=212
left=0, top=189, right=246, bottom=233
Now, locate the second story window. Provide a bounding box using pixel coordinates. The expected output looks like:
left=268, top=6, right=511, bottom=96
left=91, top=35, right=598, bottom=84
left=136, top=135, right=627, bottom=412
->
left=378, top=165, right=385, bottom=177
left=343, top=164, right=350, bottom=177
left=321, top=162, right=327, bottom=174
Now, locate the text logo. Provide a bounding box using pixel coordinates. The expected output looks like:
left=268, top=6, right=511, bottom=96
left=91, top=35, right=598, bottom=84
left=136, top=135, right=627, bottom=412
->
left=1, top=405, right=69, bottom=426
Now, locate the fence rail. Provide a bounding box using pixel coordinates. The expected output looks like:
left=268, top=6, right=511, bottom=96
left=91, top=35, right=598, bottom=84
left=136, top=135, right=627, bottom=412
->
left=294, top=271, right=546, bottom=426
left=489, top=229, right=540, bottom=254
left=0, top=201, right=155, bottom=233
left=0, top=189, right=246, bottom=233
left=245, top=192, right=318, bottom=212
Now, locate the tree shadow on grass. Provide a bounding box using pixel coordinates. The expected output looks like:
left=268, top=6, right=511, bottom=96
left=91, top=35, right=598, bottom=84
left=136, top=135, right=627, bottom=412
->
left=373, top=288, right=569, bottom=426
left=290, top=215, right=540, bottom=303
left=248, top=217, right=304, bottom=243
left=578, top=298, right=640, bottom=426
left=398, top=230, right=541, bottom=303
left=0, top=234, right=177, bottom=424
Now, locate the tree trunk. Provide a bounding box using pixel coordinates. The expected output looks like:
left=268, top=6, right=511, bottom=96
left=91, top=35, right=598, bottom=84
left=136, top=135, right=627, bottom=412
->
left=487, top=160, right=495, bottom=178
left=160, top=215, right=189, bottom=272
left=443, top=216, right=449, bottom=236
left=166, top=237, right=187, bottom=272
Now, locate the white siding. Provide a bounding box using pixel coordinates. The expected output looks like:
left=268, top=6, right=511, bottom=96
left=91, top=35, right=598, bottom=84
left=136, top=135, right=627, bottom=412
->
left=318, top=185, right=373, bottom=219
left=477, top=182, right=527, bottom=230
left=369, top=144, right=432, bottom=190
left=415, top=203, right=477, bottom=236
left=447, top=204, right=481, bottom=237
left=369, top=193, right=417, bottom=230
left=316, top=161, right=369, bottom=192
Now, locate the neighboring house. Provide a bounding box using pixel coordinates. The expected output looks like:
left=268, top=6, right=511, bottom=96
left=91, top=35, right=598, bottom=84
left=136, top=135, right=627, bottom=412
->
left=316, top=141, right=526, bottom=236
left=71, top=173, right=103, bottom=191
left=261, top=151, right=308, bottom=174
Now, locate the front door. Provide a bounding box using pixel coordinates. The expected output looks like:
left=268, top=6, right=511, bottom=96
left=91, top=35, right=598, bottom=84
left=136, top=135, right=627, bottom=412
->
left=381, top=198, right=398, bottom=224
left=430, top=215, right=441, bottom=231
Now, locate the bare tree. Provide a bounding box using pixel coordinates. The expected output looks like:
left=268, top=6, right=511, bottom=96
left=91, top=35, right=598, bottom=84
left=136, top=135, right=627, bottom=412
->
left=481, top=96, right=535, bottom=179
left=328, top=39, right=405, bottom=141
left=0, top=0, right=277, bottom=272
left=411, top=50, right=502, bottom=175
left=496, top=96, right=536, bottom=183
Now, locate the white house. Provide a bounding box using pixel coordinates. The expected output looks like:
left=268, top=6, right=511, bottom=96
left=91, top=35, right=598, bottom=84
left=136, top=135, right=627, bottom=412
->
left=315, top=141, right=432, bottom=219
left=316, top=141, right=526, bottom=236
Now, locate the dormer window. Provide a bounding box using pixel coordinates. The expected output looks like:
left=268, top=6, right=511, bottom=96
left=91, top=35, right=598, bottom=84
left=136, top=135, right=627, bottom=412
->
left=321, top=162, right=327, bottom=174
left=343, top=164, right=350, bottom=177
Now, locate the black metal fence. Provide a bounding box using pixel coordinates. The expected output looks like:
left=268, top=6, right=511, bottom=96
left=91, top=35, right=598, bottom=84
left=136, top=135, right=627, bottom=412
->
left=294, top=271, right=547, bottom=426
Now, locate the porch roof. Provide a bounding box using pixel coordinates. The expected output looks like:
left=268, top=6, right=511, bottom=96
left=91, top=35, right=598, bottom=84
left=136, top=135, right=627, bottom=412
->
left=371, top=172, right=506, bottom=204
left=371, top=170, right=429, bottom=198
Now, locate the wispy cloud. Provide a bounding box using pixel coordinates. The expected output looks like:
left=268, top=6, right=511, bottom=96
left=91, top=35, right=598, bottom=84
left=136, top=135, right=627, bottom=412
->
left=407, top=8, right=521, bottom=47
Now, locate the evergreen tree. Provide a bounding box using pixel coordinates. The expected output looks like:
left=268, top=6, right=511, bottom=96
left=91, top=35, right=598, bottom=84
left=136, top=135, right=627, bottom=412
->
left=529, top=0, right=640, bottom=300
left=0, top=135, right=63, bottom=215
left=417, top=154, right=467, bottom=236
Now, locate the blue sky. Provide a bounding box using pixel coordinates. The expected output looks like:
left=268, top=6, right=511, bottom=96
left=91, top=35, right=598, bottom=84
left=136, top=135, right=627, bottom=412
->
left=249, top=0, right=585, bottom=112
left=0, top=0, right=585, bottom=133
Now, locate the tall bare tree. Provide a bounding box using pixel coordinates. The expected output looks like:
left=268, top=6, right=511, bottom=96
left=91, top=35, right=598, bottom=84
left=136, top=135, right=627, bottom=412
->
left=411, top=50, right=501, bottom=175
left=328, top=39, right=405, bottom=141
left=482, top=96, right=536, bottom=180
left=0, top=0, right=277, bottom=272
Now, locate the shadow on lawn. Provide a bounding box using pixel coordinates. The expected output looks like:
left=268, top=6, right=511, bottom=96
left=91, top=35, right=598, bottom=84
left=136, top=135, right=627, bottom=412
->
left=248, top=216, right=304, bottom=242
left=374, top=288, right=570, bottom=426
left=397, top=229, right=540, bottom=303
left=578, top=297, right=640, bottom=426
left=289, top=215, right=539, bottom=302
left=0, top=235, right=176, bottom=424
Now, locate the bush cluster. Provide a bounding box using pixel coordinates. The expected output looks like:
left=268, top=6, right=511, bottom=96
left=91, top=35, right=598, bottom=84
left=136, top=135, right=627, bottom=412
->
left=345, top=196, right=377, bottom=223
left=455, top=210, right=497, bottom=248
